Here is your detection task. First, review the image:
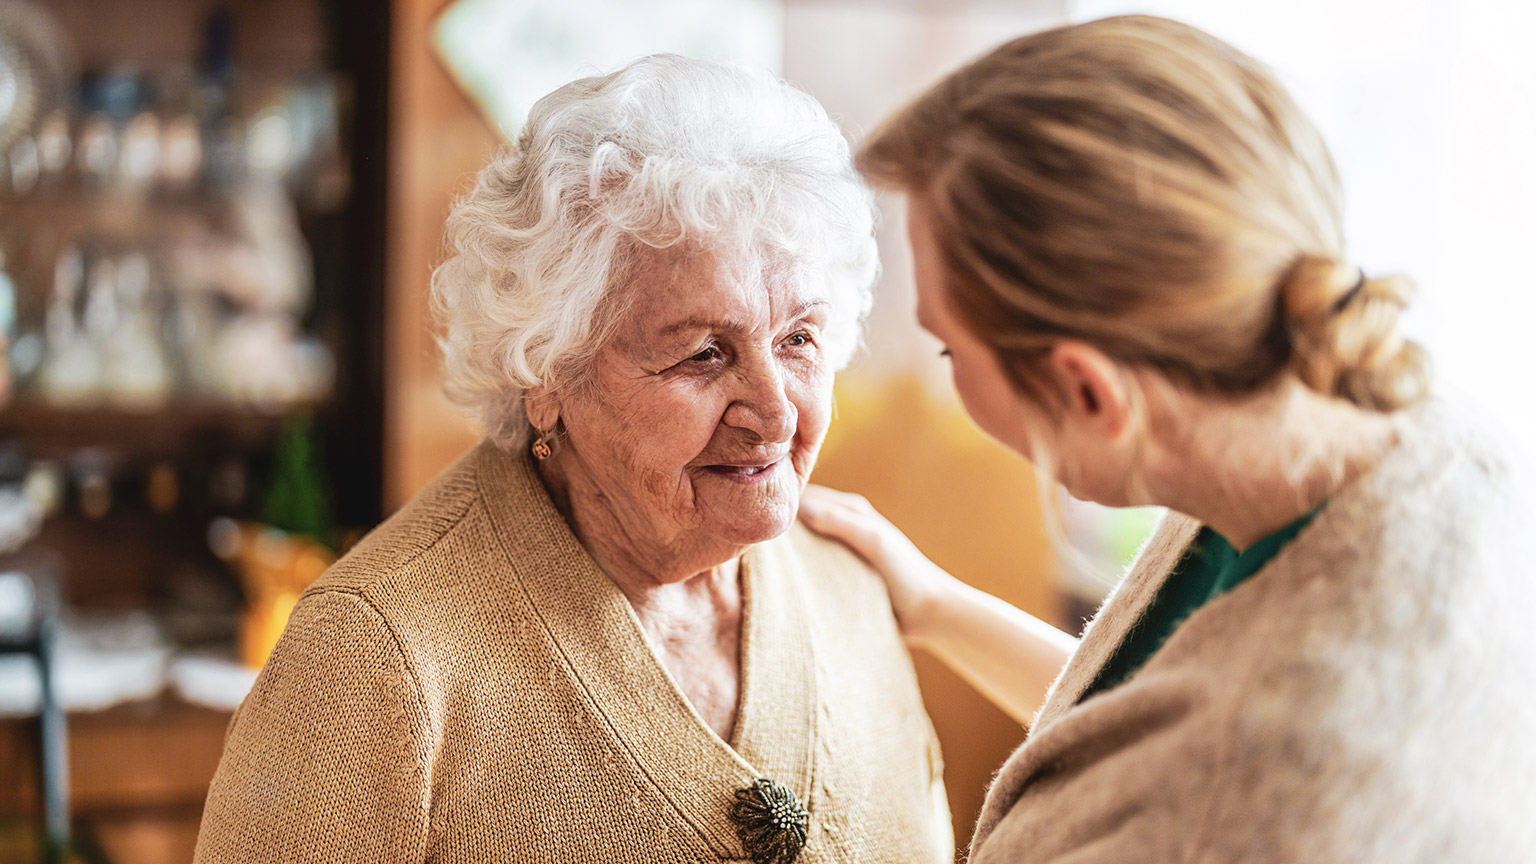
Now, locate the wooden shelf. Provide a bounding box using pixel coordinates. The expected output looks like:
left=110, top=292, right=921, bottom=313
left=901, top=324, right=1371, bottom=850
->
left=0, top=399, right=290, bottom=459
left=0, top=191, right=221, bottom=247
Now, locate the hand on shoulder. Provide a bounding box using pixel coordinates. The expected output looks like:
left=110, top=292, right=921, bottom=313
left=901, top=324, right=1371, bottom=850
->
left=798, top=484, right=956, bottom=647
left=799, top=484, right=1076, bottom=725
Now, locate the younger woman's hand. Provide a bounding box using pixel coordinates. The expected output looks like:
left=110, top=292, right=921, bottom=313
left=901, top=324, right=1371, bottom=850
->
left=798, top=485, right=956, bottom=644
left=799, top=484, right=1076, bottom=724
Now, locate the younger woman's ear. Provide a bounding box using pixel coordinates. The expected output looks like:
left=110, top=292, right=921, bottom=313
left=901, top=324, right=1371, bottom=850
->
left=1045, top=341, right=1133, bottom=442
left=524, top=387, right=562, bottom=433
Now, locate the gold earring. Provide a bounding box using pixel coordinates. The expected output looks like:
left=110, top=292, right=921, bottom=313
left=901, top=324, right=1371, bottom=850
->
left=531, top=431, right=553, bottom=461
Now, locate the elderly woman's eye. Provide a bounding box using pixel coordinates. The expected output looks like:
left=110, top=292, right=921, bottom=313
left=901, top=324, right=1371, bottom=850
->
left=785, top=331, right=814, bottom=348
left=688, top=345, right=722, bottom=363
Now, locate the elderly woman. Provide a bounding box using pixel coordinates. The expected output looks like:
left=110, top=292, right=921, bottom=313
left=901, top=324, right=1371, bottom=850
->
left=802, top=15, right=1536, bottom=863
left=194, top=55, right=950, bottom=864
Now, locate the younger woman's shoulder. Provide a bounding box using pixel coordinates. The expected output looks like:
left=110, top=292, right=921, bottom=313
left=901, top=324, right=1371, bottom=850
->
left=1374, top=393, right=1534, bottom=563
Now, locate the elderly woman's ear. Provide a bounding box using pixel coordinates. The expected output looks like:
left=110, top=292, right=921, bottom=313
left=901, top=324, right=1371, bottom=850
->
left=525, top=387, right=561, bottom=436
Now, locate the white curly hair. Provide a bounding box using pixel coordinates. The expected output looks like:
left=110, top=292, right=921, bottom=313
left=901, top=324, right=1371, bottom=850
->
left=431, top=54, right=879, bottom=450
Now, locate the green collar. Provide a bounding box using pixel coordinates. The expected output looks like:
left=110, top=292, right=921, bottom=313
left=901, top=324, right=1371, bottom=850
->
left=1079, top=504, right=1323, bottom=702
left=1201, top=507, right=1320, bottom=602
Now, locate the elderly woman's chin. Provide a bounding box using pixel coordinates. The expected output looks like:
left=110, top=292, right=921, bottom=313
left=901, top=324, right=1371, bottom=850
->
left=690, top=455, right=810, bottom=547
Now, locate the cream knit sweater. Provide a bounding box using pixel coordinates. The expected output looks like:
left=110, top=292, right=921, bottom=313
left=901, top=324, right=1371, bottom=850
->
left=971, top=400, right=1536, bottom=862
left=195, top=443, right=952, bottom=864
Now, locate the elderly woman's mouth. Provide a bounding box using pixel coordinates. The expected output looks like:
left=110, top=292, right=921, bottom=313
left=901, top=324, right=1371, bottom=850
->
left=702, top=460, right=785, bottom=482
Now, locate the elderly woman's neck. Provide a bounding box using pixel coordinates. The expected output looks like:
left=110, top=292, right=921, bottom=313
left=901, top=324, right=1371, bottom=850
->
left=535, top=449, right=747, bottom=741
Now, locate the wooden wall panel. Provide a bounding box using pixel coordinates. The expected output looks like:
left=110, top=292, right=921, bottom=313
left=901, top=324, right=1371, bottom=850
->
left=384, top=0, right=490, bottom=510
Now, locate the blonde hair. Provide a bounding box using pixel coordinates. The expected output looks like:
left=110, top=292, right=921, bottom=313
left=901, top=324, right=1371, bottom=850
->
left=859, top=15, right=1429, bottom=414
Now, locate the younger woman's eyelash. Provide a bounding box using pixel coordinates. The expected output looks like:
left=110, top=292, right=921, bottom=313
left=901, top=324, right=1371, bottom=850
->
left=939, top=348, right=952, bottom=358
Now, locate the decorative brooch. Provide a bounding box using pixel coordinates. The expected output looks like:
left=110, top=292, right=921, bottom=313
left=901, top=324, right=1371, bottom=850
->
left=730, top=777, right=809, bottom=864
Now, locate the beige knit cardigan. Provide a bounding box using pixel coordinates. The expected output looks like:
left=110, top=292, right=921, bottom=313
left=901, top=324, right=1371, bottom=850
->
left=971, top=401, right=1536, bottom=863
left=195, top=442, right=952, bottom=864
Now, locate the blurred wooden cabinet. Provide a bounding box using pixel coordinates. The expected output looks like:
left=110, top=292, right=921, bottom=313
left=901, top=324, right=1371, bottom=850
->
left=0, top=0, right=388, bottom=861
left=0, top=0, right=390, bottom=604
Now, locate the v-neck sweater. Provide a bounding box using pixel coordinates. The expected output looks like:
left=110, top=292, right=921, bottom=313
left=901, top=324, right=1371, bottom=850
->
left=1080, top=511, right=1317, bottom=702
left=194, top=442, right=952, bottom=864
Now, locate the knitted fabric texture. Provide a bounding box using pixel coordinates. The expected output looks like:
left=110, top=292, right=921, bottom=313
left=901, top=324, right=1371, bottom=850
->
left=971, top=397, right=1536, bottom=863
left=194, top=443, right=952, bottom=864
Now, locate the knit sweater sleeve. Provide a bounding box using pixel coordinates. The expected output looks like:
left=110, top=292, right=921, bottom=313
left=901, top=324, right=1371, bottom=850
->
left=969, top=673, right=1221, bottom=864
left=194, top=589, right=435, bottom=864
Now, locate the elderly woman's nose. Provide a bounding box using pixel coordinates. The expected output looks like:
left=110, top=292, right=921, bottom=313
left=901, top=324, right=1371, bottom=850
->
left=722, top=360, right=798, bottom=442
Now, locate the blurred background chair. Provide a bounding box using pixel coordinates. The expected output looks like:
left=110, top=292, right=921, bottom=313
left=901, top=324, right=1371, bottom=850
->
left=0, top=550, right=72, bottom=864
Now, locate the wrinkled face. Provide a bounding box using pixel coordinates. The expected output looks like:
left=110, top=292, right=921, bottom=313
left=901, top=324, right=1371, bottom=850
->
left=554, top=244, right=836, bottom=564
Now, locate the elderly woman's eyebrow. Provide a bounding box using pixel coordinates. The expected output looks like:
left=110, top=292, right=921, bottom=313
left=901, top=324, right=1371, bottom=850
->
left=658, top=315, right=749, bottom=337
left=657, top=300, right=831, bottom=337
left=790, top=299, right=832, bottom=320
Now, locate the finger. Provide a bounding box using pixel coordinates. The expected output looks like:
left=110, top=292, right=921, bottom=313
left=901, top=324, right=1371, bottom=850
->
left=802, top=484, right=854, bottom=505
left=799, top=491, right=850, bottom=532
left=804, top=485, right=873, bottom=517
left=800, top=500, right=884, bottom=562
left=797, top=492, right=835, bottom=529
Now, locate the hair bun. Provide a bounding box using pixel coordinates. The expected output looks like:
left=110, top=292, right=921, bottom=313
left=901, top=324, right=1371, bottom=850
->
left=1281, top=255, right=1430, bottom=412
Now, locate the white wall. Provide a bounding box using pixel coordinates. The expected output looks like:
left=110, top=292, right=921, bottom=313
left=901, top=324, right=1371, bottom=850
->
left=1073, top=0, right=1536, bottom=445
